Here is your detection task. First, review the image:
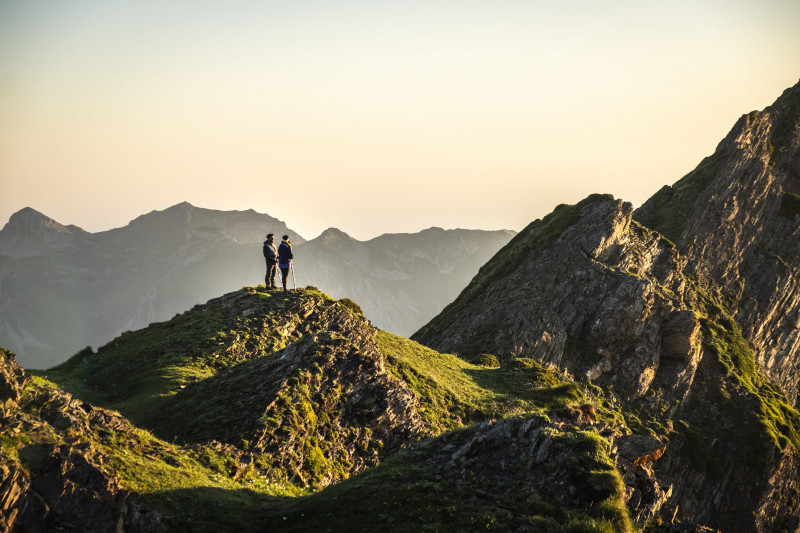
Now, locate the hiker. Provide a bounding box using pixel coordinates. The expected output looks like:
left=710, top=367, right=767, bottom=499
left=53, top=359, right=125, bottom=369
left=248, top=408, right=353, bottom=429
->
left=262, top=233, right=278, bottom=289
left=277, top=234, right=294, bottom=291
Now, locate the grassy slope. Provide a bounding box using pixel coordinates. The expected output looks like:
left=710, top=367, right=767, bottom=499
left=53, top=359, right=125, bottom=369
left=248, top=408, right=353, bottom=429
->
left=37, top=287, right=336, bottom=426
left=26, top=286, right=636, bottom=531
left=379, top=331, right=583, bottom=431
left=17, top=374, right=300, bottom=532
left=35, top=272, right=800, bottom=530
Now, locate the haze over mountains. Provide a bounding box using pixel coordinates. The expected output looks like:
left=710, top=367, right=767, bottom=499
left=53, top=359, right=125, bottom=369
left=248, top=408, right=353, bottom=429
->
left=0, top=202, right=514, bottom=368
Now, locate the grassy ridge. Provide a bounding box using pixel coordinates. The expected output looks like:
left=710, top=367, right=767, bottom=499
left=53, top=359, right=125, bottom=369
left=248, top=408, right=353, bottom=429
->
left=27, top=286, right=636, bottom=531
left=38, top=287, right=336, bottom=426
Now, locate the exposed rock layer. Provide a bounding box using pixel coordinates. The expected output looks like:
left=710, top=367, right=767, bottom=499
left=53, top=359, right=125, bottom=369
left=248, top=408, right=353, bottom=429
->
left=0, top=349, right=165, bottom=532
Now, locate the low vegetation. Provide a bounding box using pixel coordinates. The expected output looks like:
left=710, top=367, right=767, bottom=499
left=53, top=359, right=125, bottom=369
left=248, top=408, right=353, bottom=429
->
left=633, top=147, right=728, bottom=244
left=24, top=286, right=639, bottom=531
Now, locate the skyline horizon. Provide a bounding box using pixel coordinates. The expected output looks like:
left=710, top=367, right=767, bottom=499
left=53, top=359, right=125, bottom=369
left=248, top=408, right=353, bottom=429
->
left=3, top=73, right=799, bottom=242
left=1, top=199, right=521, bottom=242
left=2, top=1, right=799, bottom=241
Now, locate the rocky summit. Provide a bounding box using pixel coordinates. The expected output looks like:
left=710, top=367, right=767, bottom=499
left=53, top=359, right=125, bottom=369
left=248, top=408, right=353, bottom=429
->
left=2, top=78, right=800, bottom=532
left=414, top=78, right=800, bottom=531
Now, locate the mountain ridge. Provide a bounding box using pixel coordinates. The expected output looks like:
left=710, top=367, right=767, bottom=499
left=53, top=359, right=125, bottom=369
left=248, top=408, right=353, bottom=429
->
left=410, top=78, right=800, bottom=531
left=0, top=203, right=514, bottom=368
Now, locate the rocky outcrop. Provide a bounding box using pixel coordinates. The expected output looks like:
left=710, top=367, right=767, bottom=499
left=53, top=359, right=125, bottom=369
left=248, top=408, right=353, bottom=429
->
left=148, top=298, right=426, bottom=488
left=414, top=195, right=694, bottom=403
left=413, top=181, right=800, bottom=529
left=417, top=414, right=636, bottom=532
left=612, top=434, right=671, bottom=528
left=636, top=79, right=800, bottom=406
left=0, top=349, right=165, bottom=532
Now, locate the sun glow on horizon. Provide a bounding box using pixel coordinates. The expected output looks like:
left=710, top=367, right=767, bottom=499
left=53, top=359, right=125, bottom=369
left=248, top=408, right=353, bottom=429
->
left=1, top=0, right=799, bottom=240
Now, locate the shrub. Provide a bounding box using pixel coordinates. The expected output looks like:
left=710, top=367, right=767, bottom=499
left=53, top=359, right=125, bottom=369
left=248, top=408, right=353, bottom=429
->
left=476, top=354, right=500, bottom=368
left=338, top=298, right=363, bottom=316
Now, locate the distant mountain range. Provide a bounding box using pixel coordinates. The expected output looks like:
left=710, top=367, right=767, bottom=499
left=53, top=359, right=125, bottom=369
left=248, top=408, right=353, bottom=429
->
left=0, top=202, right=514, bottom=368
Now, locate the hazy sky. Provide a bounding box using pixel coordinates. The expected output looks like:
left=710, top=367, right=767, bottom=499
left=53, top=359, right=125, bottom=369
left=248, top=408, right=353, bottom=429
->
left=1, top=1, right=799, bottom=240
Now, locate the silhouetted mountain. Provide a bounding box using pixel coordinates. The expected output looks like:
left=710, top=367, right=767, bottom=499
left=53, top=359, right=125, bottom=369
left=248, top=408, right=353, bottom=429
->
left=0, top=207, right=91, bottom=257
left=0, top=203, right=513, bottom=368
left=296, top=226, right=516, bottom=336
left=0, top=202, right=302, bottom=368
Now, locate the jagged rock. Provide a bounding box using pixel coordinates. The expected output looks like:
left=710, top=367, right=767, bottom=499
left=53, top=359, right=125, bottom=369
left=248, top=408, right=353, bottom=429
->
left=0, top=347, right=26, bottom=408
left=616, top=434, right=667, bottom=466
left=414, top=194, right=692, bottom=402
left=146, top=293, right=426, bottom=488
left=661, top=310, right=701, bottom=360
left=636, top=80, right=800, bottom=407
left=0, top=351, right=165, bottom=532
left=609, top=435, right=671, bottom=528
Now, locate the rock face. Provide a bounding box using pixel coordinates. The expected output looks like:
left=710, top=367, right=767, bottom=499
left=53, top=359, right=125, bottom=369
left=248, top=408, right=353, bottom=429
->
left=0, top=348, right=165, bottom=532
left=636, top=80, right=800, bottom=406
left=147, top=292, right=426, bottom=488
left=412, top=79, right=800, bottom=533
left=414, top=195, right=694, bottom=403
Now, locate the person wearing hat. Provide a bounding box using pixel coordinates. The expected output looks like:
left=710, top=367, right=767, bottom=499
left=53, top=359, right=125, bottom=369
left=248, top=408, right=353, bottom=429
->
left=262, top=233, right=278, bottom=289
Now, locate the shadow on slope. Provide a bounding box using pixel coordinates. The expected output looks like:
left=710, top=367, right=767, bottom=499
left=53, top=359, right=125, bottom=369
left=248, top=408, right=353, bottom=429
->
left=153, top=414, right=632, bottom=533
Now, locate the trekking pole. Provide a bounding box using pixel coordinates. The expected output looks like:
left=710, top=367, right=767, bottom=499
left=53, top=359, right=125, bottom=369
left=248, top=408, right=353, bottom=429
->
left=291, top=262, right=297, bottom=290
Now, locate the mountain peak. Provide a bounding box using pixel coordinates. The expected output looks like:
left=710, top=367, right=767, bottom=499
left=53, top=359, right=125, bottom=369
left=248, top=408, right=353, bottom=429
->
left=7, top=206, right=56, bottom=226
left=0, top=207, right=87, bottom=257
left=317, top=227, right=354, bottom=244
left=167, top=201, right=196, bottom=212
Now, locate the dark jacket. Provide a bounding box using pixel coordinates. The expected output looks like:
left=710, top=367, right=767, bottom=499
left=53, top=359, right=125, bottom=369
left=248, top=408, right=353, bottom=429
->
left=263, top=240, right=277, bottom=261
left=278, top=241, right=293, bottom=268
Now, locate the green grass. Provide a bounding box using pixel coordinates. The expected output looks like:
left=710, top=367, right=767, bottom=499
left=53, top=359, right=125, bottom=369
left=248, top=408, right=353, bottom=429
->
left=13, top=373, right=302, bottom=533
left=679, top=277, right=800, bottom=455
left=633, top=147, right=727, bottom=244
left=35, top=286, right=337, bottom=427
left=378, top=332, right=586, bottom=433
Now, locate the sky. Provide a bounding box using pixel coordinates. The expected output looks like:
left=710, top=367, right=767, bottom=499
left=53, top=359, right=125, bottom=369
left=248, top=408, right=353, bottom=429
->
left=1, top=1, right=799, bottom=241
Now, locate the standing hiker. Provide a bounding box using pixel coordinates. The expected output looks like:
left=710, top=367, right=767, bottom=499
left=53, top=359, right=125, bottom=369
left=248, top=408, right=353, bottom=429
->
left=263, top=233, right=278, bottom=289
left=278, top=234, right=294, bottom=292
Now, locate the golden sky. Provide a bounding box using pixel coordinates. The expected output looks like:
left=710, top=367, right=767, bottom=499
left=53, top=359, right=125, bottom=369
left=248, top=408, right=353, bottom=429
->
left=1, top=0, right=799, bottom=239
